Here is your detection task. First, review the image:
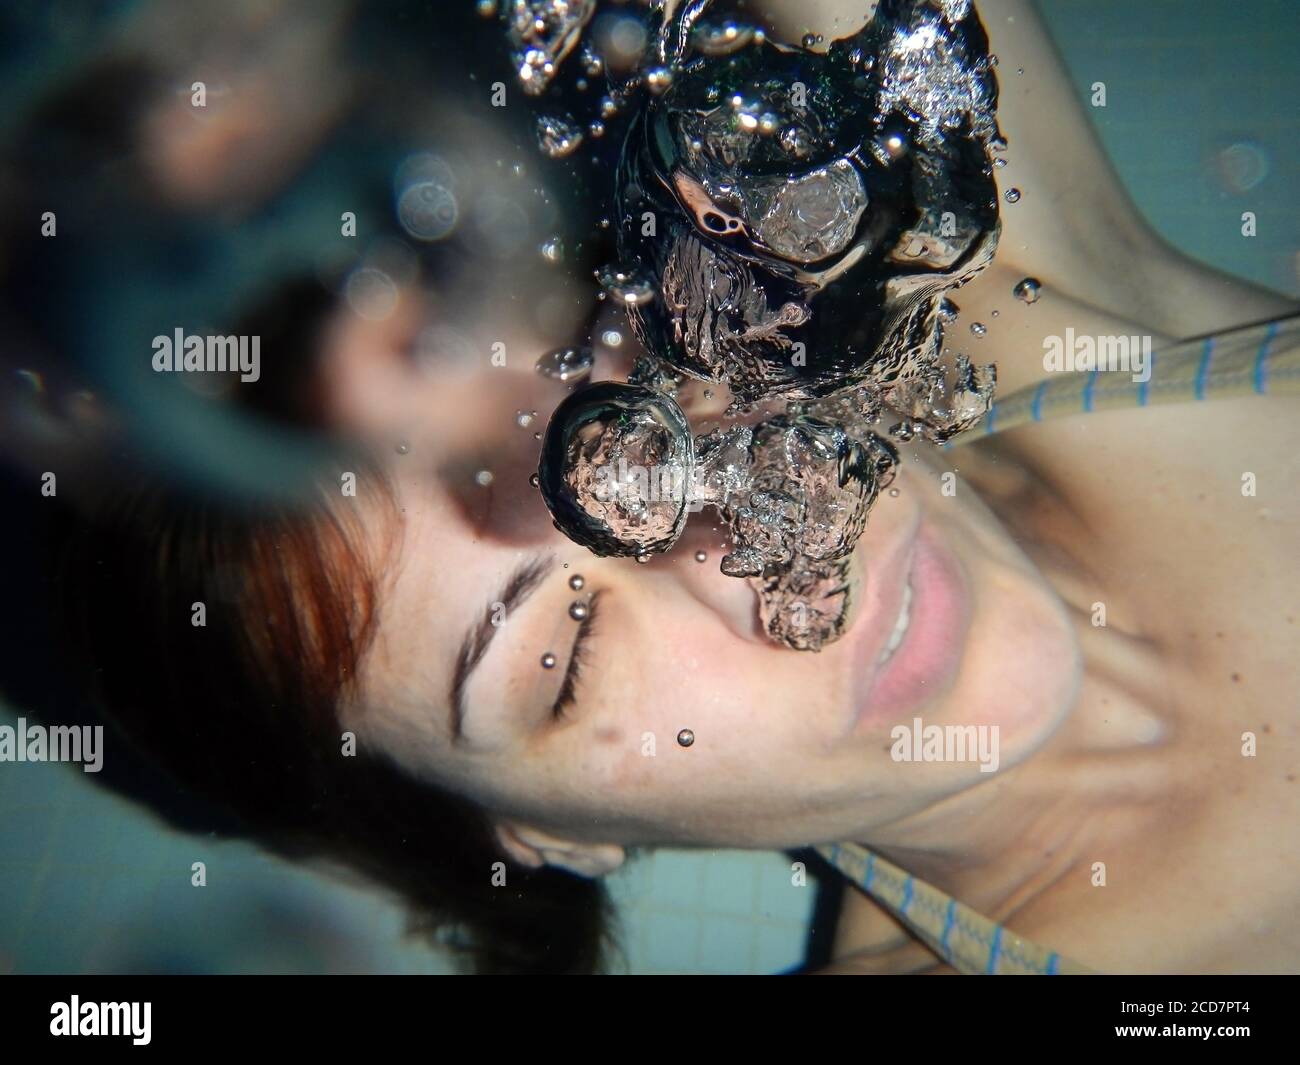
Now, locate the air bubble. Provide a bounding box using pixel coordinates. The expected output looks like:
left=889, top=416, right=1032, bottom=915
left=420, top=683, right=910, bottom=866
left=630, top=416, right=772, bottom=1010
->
left=537, top=382, right=694, bottom=557
left=596, top=263, right=656, bottom=306
left=569, top=574, right=585, bottom=591
left=541, top=652, right=557, bottom=669
left=970, top=322, right=987, bottom=337
left=1013, top=277, right=1041, bottom=304
left=677, top=729, right=695, bottom=747
left=536, top=346, right=594, bottom=384
left=569, top=600, right=590, bottom=620
left=475, top=470, right=495, bottom=486
left=1004, top=188, right=1021, bottom=203
left=397, top=182, right=459, bottom=242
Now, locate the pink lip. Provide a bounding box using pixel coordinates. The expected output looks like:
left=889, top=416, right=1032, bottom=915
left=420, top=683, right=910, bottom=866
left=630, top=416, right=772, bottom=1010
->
left=849, top=519, right=971, bottom=734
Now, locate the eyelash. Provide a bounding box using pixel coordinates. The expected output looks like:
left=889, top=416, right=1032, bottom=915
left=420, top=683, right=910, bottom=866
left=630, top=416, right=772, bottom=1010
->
left=552, top=592, right=601, bottom=721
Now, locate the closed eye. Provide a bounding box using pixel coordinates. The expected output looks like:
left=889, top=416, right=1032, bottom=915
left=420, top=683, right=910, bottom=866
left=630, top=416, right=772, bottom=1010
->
left=552, top=591, right=601, bottom=720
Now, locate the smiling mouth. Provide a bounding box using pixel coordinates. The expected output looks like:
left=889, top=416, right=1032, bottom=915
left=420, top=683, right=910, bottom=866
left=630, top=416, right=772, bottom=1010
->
left=877, top=576, right=914, bottom=667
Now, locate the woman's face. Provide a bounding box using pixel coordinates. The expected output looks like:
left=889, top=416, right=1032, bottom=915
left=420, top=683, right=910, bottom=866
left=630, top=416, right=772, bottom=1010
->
left=335, top=292, right=1083, bottom=870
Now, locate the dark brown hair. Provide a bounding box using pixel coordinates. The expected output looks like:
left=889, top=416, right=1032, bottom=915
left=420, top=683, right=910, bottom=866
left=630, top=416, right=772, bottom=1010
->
left=44, top=461, right=618, bottom=974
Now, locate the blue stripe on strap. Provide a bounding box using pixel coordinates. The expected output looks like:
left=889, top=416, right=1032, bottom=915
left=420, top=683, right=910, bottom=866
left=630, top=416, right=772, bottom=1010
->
left=1254, top=320, right=1279, bottom=394
left=1138, top=347, right=1154, bottom=406
left=865, top=852, right=876, bottom=890
left=940, top=898, right=956, bottom=960
left=1082, top=367, right=1099, bottom=412
left=1031, top=379, right=1048, bottom=422
left=1046, top=952, right=1060, bottom=975
left=986, top=924, right=1003, bottom=975
left=1195, top=336, right=1215, bottom=400
left=900, top=875, right=914, bottom=915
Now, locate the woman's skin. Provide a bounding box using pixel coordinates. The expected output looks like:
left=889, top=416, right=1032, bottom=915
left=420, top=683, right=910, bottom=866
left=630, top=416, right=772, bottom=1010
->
left=276, top=0, right=1300, bottom=972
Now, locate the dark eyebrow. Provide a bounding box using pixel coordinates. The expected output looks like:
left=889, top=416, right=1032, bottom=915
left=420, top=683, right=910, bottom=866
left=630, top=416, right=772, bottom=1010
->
left=448, top=554, right=555, bottom=744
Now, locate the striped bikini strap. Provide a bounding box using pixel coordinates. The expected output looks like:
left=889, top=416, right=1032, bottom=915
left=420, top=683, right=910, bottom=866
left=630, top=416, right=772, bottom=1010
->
left=816, top=841, right=1095, bottom=975
left=951, top=313, right=1300, bottom=446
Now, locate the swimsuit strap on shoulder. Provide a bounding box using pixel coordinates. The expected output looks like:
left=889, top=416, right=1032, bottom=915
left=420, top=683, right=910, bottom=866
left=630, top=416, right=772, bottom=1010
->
left=951, top=313, right=1300, bottom=445
left=816, top=842, right=1095, bottom=974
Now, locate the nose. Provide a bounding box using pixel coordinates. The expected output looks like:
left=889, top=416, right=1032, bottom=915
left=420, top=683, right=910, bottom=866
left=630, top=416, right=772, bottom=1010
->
left=580, top=508, right=768, bottom=646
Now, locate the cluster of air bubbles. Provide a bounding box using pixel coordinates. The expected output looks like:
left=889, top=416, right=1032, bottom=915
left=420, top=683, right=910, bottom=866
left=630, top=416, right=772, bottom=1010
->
left=644, top=66, right=673, bottom=94
left=536, top=346, right=594, bottom=384
left=508, top=0, right=1007, bottom=651
left=536, top=114, right=584, bottom=159
left=1013, top=277, right=1042, bottom=304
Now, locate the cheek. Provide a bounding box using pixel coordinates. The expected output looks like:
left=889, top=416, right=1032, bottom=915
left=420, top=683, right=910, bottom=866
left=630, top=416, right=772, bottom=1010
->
left=579, top=648, right=793, bottom=802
